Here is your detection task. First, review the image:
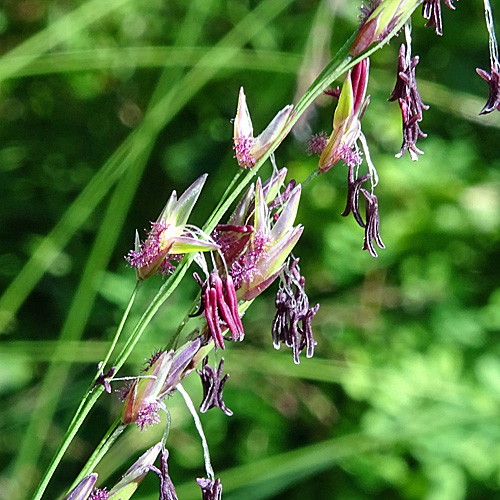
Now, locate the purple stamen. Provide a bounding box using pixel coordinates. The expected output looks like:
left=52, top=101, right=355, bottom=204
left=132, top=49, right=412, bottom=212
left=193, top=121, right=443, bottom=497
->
left=389, top=43, right=429, bottom=161
left=149, top=448, right=179, bottom=500
left=197, top=477, right=223, bottom=500
left=422, top=0, right=456, bottom=36
left=205, top=286, right=225, bottom=350
left=361, top=188, right=385, bottom=258
left=477, top=62, right=500, bottom=114
left=341, top=163, right=371, bottom=228
left=197, top=357, right=233, bottom=416
left=271, top=257, right=319, bottom=364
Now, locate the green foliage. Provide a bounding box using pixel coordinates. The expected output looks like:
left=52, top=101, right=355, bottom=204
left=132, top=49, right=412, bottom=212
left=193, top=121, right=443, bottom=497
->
left=1, top=1, right=500, bottom=500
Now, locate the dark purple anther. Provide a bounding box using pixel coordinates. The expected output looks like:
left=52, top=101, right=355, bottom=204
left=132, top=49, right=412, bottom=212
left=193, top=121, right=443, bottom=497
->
left=361, top=189, right=385, bottom=258
left=341, top=163, right=372, bottom=228
left=422, top=0, right=456, bottom=36
left=197, top=357, right=233, bottom=416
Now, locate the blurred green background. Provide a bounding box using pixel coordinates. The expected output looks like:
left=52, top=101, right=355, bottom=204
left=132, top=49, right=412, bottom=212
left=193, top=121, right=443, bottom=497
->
left=1, top=1, right=500, bottom=499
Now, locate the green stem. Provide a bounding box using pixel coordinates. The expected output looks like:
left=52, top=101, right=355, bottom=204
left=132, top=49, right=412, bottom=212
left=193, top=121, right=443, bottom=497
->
left=30, top=285, right=139, bottom=500
left=73, top=418, right=127, bottom=488
left=302, top=169, right=321, bottom=188
left=100, top=283, right=140, bottom=373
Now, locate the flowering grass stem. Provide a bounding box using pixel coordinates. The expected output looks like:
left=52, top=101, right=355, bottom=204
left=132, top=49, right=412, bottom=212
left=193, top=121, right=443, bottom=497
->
left=31, top=3, right=423, bottom=499
left=72, top=418, right=127, bottom=488
left=31, top=284, right=139, bottom=500
left=161, top=408, right=172, bottom=446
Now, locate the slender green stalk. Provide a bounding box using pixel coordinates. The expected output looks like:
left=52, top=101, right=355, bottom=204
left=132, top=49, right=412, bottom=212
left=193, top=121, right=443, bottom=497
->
left=301, top=168, right=321, bottom=188
left=30, top=285, right=138, bottom=500
left=73, top=418, right=127, bottom=488
left=100, top=284, right=140, bottom=373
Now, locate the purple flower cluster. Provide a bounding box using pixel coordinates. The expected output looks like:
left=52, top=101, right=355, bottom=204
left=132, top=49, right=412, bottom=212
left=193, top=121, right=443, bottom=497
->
left=272, top=257, right=319, bottom=364
left=197, top=356, right=233, bottom=416
left=389, top=43, right=429, bottom=161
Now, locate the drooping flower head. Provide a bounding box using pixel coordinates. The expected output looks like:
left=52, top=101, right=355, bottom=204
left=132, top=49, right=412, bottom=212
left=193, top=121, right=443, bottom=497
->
left=233, top=87, right=293, bottom=169
left=272, top=257, right=319, bottom=364
left=318, top=58, right=370, bottom=173
left=389, top=36, right=429, bottom=160
left=126, top=175, right=218, bottom=280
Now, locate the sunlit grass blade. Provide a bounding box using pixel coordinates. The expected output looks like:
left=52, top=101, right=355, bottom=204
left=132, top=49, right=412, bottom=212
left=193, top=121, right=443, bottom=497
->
left=0, top=0, right=133, bottom=84
left=3, top=47, right=301, bottom=78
